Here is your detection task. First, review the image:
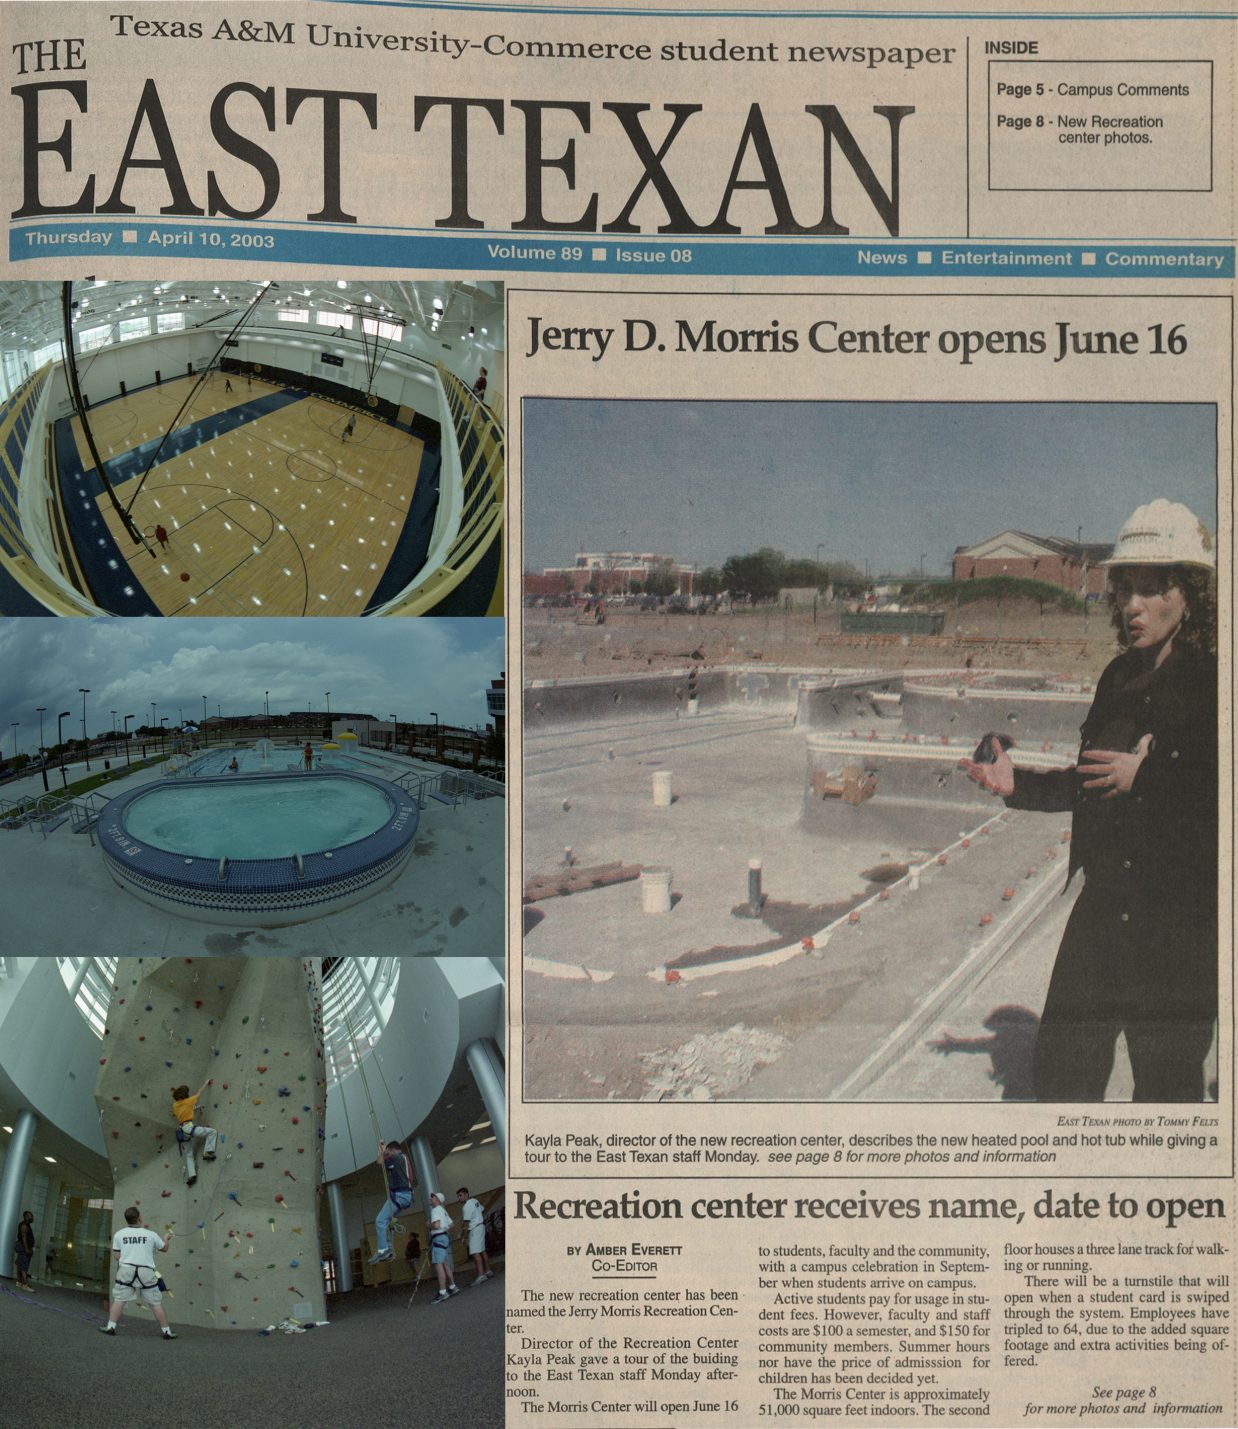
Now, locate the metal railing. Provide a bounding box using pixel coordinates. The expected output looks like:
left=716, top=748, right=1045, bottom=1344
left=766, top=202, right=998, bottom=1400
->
left=391, top=768, right=507, bottom=810
left=380, top=366, right=503, bottom=615
left=443, top=770, right=505, bottom=801
left=69, top=792, right=109, bottom=845
left=34, top=793, right=73, bottom=836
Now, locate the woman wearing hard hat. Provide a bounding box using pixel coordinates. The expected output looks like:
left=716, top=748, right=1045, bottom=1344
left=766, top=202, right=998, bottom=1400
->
left=961, top=500, right=1217, bottom=1102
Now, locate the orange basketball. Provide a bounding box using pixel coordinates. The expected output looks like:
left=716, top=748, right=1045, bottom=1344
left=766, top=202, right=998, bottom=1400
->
left=180, top=573, right=190, bottom=582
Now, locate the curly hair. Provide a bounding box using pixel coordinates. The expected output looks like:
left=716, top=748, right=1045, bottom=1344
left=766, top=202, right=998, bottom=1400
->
left=1107, top=565, right=1217, bottom=657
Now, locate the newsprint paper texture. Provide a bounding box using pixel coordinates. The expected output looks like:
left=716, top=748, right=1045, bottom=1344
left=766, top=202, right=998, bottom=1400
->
left=0, top=0, right=1234, bottom=1425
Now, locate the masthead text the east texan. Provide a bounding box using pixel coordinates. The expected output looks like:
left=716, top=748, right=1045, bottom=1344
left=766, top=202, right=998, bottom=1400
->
left=12, top=77, right=915, bottom=234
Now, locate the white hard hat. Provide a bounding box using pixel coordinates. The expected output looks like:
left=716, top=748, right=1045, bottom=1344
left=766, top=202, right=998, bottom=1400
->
left=1102, top=499, right=1215, bottom=569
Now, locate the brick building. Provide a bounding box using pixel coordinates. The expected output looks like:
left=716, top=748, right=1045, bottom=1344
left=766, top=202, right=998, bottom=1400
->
left=952, top=531, right=1112, bottom=595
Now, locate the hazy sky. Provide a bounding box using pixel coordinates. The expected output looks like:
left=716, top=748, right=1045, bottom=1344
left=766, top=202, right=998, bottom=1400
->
left=0, top=619, right=504, bottom=757
left=521, top=400, right=1216, bottom=575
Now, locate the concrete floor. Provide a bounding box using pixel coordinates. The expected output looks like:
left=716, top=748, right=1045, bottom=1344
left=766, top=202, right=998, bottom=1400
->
left=522, top=696, right=1215, bottom=1105
left=1, top=760, right=502, bottom=957
left=0, top=1273, right=503, bottom=1429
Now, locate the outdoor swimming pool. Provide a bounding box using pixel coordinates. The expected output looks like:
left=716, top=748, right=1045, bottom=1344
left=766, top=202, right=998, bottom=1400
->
left=124, top=777, right=393, bottom=859
left=98, top=770, right=419, bottom=926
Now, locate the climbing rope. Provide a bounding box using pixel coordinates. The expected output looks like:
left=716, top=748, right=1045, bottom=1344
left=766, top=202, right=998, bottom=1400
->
left=340, top=989, right=406, bottom=1240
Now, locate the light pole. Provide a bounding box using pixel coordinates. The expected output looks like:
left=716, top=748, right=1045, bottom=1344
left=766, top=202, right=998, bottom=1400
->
left=919, top=553, right=926, bottom=580
left=123, top=714, right=134, bottom=767
left=35, top=707, right=48, bottom=790
left=110, top=710, right=118, bottom=756
left=10, top=722, right=19, bottom=761
left=57, top=710, right=71, bottom=789
left=264, top=691, right=269, bottom=741
left=160, top=716, right=169, bottom=756
left=202, top=695, right=208, bottom=744
left=79, top=688, right=91, bottom=771
left=430, top=711, right=439, bottom=760
left=325, top=691, right=331, bottom=715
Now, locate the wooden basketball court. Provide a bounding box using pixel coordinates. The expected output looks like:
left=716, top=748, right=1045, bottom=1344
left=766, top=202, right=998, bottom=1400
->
left=70, top=374, right=426, bottom=615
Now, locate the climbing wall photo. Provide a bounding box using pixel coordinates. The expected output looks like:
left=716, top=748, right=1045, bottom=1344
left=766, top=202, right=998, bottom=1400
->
left=94, top=957, right=328, bottom=1330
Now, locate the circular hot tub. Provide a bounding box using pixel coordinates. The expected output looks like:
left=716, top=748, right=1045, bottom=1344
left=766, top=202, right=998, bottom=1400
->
left=98, top=770, right=419, bottom=925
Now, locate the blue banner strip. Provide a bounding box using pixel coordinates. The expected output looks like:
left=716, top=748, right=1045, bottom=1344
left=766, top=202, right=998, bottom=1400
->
left=9, top=224, right=1233, bottom=279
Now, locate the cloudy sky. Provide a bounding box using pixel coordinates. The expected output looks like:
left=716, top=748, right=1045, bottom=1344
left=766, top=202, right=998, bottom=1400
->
left=522, top=400, right=1217, bottom=576
left=0, top=619, right=504, bottom=757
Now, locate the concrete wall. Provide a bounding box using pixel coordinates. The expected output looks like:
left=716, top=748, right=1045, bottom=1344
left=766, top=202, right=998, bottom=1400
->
left=794, top=675, right=904, bottom=730
left=524, top=667, right=817, bottom=728
left=899, top=684, right=1090, bottom=745
left=96, top=957, right=327, bottom=1330
left=0, top=959, right=108, bottom=1160
left=47, top=320, right=493, bottom=418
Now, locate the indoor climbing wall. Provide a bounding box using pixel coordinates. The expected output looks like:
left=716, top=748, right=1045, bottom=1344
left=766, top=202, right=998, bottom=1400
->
left=95, top=957, right=328, bottom=1330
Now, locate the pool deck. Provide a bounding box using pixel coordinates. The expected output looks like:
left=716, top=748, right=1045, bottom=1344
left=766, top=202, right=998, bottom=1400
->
left=1, top=754, right=502, bottom=957
left=521, top=693, right=1216, bottom=1105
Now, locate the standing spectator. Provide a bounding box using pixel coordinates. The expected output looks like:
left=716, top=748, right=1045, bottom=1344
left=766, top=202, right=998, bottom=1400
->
left=14, top=1210, right=35, bottom=1292
left=45, top=1239, right=56, bottom=1278
left=457, top=1187, right=491, bottom=1284
left=472, top=367, right=487, bottom=402
left=367, top=1140, right=414, bottom=1265
left=100, top=1207, right=176, bottom=1338
left=427, top=1191, right=460, bottom=1305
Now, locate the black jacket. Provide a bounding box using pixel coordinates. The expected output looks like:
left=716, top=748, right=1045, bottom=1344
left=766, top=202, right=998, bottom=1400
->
left=1006, top=644, right=1217, bottom=934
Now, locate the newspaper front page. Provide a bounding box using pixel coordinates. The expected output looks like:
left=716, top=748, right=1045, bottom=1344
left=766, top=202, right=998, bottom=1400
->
left=0, top=0, right=1233, bottom=1424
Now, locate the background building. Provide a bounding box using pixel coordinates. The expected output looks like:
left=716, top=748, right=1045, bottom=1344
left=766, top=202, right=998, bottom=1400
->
left=528, top=551, right=699, bottom=601
left=951, top=530, right=1112, bottom=595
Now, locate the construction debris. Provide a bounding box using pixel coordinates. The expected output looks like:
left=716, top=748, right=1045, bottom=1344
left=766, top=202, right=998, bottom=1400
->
left=639, top=1024, right=790, bottom=1100
left=524, top=862, right=641, bottom=902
